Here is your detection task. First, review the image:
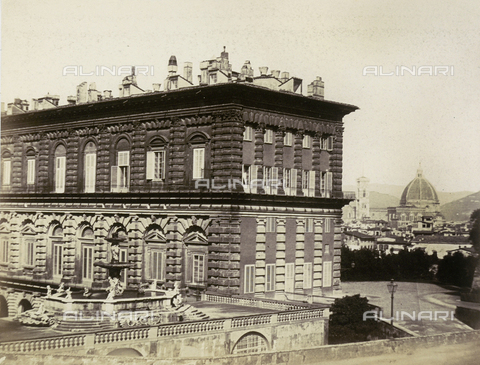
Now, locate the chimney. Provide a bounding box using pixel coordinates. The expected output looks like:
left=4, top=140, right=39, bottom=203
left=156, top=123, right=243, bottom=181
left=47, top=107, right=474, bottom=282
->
left=184, top=62, right=193, bottom=83
left=307, top=76, right=325, bottom=99
left=259, top=67, right=268, bottom=76
left=271, top=70, right=280, bottom=78
left=103, top=90, right=112, bottom=99
left=240, top=61, right=254, bottom=79
left=152, top=83, right=161, bottom=92
left=281, top=72, right=290, bottom=82
left=77, top=82, right=88, bottom=103
left=67, top=96, right=76, bottom=105
left=168, top=55, right=178, bottom=76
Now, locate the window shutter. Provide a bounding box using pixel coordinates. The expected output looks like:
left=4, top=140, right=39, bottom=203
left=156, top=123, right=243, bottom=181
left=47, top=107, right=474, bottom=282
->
left=85, top=153, right=96, bottom=193
left=56, top=156, right=66, bottom=193
left=327, top=136, right=334, bottom=151
left=326, top=172, right=333, bottom=198
left=193, top=148, right=205, bottom=179
left=118, top=151, right=130, bottom=166
left=272, top=167, right=278, bottom=195
left=146, top=151, right=155, bottom=180
left=251, top=165, right=258, bottom=193
left=291, top=168, right=297, bottom=195
left=309, top=170, right=316, bottom=197
left=111, top=166, right=118, bottom=191
left=323, top=261, right=332, bottom=287
left=27, top=159, right=35, bottom=185
left=285, top=263, right=294, bottom=293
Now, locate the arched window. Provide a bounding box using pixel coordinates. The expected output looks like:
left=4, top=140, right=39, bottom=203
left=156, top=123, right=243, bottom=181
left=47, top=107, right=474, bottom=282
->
left=51, top=225, right=64, bottom=278
left=54, top=145, right=66, bottom=193
left=0, top=223, right=10, bottom=264
left=188, top=133, right=209, bottom=181
left=84, top=142, right=97, bottom=193
left=1, top=150, right=12, bottom=188
left=111, top=138, right=130, bottom=192
left=146, top=138, right=167, bottom=182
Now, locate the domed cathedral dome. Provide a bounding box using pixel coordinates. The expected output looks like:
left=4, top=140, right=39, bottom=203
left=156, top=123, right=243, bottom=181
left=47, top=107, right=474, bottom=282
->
left=400, top=166, right=440, bottom=212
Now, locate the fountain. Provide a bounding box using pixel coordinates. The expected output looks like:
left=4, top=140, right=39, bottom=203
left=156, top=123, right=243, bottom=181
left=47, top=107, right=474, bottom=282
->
left=93, top=231, right=133, bottom=299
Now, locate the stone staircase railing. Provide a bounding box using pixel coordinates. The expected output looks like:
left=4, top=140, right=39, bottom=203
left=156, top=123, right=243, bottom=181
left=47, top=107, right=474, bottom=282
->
left=201, top=292, right=311, bottom=311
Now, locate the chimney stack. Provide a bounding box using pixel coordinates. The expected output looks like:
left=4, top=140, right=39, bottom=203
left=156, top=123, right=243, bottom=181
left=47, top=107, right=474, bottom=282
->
left=168, top=55, right=178, bottom=76
left=281, top=72, right=290, bottom=82
left=67, top=96, right=76, bottom=105
left=259, top=67, right=268, bottom=76
left=307, top=76, right=325, bottom=99
left=103, top=90, right=112, bottom=99
left=152, top=83, right=161, bottom=92
left=271, top=70, right=280, bottom=78
left=184, top=62, right=193, bottom=83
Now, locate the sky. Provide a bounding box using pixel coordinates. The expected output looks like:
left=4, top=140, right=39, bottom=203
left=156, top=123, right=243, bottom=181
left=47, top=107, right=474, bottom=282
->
left=1, top=0, right=479, bottom=193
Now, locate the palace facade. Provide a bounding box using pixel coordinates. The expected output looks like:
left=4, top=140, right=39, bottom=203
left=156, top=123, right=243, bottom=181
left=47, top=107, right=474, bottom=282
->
left=0, top=50, right=357, bottom=316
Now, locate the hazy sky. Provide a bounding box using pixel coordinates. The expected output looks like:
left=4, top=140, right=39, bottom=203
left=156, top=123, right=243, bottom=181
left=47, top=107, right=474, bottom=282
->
left=2, top=0, right=479, bottom=193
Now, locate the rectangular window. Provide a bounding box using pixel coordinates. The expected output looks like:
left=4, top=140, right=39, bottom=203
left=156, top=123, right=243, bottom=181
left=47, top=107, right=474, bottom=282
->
left=193, top=147, right=205, bottom=179
left=243, top=126, right=253, bottom=141
left=1, top=238, right=9, bottom=263
left=284, top=132, right=293, bottom=146
left=82, top=246, right=94, bottom=280
left=111, top=151, right=130, bottom=192
left=303, top=135, right=311, bottom=149
left=324, top=243, right=330, bottom=255
left=192, top=254, right=205, bottom=284
left=264, top=129, right=273, bottom=144
left=55, top=156, right=66, bottom=193
left=84, top=153, right=96, bottom=193
left=146, top=150, right=166, bottom=181
left=306, top=218, right=314, bottom=233
left=323, top=261, right=332, bottom=287
left=22, top=238, right=35, bottom=267
left=263, top=166, right=271, bottom=194
left=266, top=217, right=276, bottom=233
left=320, top=171, right=333, bottom=198
left=150, top=249, right=165, bottom=281
left=53, top=243, right=63, bottom=276
left=2, top=160, right=11, bottom=186
left=27, top=159, right=36, bottom=185
left=266, top=264, right=275, bottom=292
left=244, top=264, right=255, bottom=294
left=303, top=262, right=312, bottom=289
left=302, top=170, right=316, bottom=197
left=209, top=73, right=217, bottom=84
left=285, top=263, right=295, bottom=293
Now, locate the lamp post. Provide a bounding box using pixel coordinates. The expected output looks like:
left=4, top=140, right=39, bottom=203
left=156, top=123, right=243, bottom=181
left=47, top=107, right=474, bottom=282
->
left=386, top=279, right=397, bottom=325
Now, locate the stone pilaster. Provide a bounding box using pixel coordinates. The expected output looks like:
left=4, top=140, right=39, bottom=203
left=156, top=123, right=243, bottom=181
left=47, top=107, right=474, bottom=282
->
left=294, top=132, right=303, bottom=195
left=130, top=124, right=146, bottom=193
left=65, top=133, right=79, bottom=193
left=255, top=218, right=266, bottom=294
left=295, top=219, right=305, bottom=291
left=275, top=218, right=286, bottom=294
left=62, top=215, right=76, bottom=283
left=313, top=218, right=324, bottom=295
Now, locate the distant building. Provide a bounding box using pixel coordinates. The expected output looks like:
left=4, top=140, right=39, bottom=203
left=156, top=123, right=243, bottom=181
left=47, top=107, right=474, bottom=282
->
left=387, top=166, right=444, bottom=231
left=342, top=176, right=370, bottom=223
left=411, top=235, right=471, bottom=258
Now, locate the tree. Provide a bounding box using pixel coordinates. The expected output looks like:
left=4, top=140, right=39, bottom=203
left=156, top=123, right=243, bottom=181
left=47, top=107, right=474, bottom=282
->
left=469, top=209, right=480, bottom=293
left=329, top=294, right=384, bottom=344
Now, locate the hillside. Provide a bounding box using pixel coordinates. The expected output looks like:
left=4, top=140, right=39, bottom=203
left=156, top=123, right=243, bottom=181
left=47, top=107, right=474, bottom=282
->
left=369, top=191, right=399, bottom=209
left=440, top=191, right=480, bottom=222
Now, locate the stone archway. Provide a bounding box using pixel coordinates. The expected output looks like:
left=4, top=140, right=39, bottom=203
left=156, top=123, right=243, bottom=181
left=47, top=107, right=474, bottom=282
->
left=17, top=299, right=32, bottom=315
left=107, top=348, right=143, bottom=357
left=232, top=331, right=269, bottom=354
left=0, top=295, right=8, bottom=317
